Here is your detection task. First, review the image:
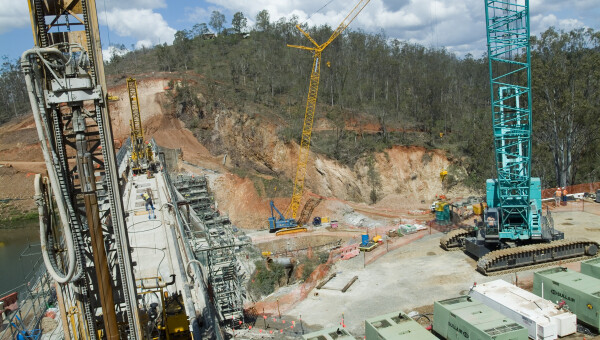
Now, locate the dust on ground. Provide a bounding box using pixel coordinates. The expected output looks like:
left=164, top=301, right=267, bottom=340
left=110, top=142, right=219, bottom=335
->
left=280, top=203, right=600, bottom=339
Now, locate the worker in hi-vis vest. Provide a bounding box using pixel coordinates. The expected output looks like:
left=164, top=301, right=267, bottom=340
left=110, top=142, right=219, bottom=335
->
left=142, top=190, right=155, bottom=219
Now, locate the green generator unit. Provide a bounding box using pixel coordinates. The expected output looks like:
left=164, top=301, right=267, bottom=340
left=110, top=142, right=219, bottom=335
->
left=365, top=310, right=437, bottom=340
left=533, top=267, right=600, bottom=330
left=302, top=327, right=354, bottom=340
left=435, top=202, right=451, bottom=224
left=580, top=257, right=600, bottom=279
left=433, top=296, right=527, bottom=340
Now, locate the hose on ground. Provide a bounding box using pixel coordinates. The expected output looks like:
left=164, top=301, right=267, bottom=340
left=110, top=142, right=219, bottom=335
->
left=186, top=259, right=203, bottom=281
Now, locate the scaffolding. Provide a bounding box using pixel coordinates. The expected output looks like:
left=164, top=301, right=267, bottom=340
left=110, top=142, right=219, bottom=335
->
left=172, top=175, right=245, bottom=325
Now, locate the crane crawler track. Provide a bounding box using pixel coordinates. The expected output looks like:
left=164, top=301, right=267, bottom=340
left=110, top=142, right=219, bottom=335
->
left=275, top=227, right=308, bottom=236
left=477, top=239, right=599, bottom=275
left=440, top=228, right=472, bottom=250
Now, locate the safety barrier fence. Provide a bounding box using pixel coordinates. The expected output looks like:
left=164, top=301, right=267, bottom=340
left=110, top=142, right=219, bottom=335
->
left=0, top=256, right=56, bottom=340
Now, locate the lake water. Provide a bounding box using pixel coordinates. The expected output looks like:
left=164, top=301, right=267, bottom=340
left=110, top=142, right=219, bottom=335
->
left=0, top=220, right=42, bottom=296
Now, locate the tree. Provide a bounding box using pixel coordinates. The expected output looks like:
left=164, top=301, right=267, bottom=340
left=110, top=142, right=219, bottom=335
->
left=231, top=12, right=247, bottom=34
left=255, top=10, right=270, bottom=31
left=209, top=11, right=225, bottom=35
left=191, top=23, right=209, bottom=38
left=155, top=43, right=174, bottom=72
left=101, top=18, right=600, bottom=193
left=0, top=56, right=29, bottom=124
left=173, top=29, right=191, bottom=44
left=366, top=155, right=382, bottom=203
left=173, top=30, right=192, bottom=70
left=531, top=28, right=600, bottom=187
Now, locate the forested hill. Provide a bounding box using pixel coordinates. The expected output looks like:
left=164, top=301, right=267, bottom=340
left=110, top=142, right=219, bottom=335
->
left=1, top=12, right=598, bottom=189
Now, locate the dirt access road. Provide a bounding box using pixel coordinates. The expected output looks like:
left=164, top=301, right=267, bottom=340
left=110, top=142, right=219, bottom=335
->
left=285, top=202, right=600, bottom=339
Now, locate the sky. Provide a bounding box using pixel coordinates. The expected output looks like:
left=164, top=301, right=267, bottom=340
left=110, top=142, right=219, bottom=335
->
left=0, top=0, right=598, bottom=62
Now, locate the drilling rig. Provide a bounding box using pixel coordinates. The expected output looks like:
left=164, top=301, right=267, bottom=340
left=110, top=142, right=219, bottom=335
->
left=23, top=0, right=140, bottom=338
left=126, top=77, right=153, bottom=174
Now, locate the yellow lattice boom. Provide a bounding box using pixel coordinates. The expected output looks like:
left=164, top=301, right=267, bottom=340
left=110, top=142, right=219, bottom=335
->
left=285, top=0, right=370, bottom=219
left=127, top=77, right=146, bottom=167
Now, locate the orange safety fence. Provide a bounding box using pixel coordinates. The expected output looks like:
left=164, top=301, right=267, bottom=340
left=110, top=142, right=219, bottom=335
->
left=542, top=182, right=600, bottom=199
left=245, top=226, right=438, bottom=320
left=248, top=254, right=334, bottom=316
left=364, top=229, right=431, bottom=266
left=232, top=313, right=323, bottom=338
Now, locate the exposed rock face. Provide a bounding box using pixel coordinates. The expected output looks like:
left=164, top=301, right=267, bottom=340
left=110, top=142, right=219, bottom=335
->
left=0, top=76, right=470, bottom=230
left=197, top=106, right=463, bottom=204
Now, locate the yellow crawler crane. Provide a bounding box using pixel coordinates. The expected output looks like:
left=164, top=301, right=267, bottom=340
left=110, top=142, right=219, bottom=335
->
left=127, top=77, right=152, bottom=173
left=268, top=0, right=370, bottom=235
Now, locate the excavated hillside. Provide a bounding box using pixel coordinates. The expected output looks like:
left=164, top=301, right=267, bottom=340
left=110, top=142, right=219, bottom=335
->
left=0, top=75, right=474, bottom=228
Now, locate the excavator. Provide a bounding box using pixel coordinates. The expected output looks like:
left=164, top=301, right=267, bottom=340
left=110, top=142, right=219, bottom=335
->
left=268, top=0, right=369, bottom=235
left=440, top=0, right=598, bottom=274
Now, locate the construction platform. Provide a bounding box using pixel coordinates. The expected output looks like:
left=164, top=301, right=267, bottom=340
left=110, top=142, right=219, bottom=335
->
left=125, top=173, right=179, bottom=290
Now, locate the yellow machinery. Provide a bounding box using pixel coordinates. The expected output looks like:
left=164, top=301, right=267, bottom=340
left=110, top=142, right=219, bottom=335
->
left=269, top=0, right=370, bottom=234
left=136, top=276, right=187, bottom=340
left=127, top=77, right=152, bottom=173
left=440, top=169, right=448, bottom=183
left=473, top=202, right=488, bottom=215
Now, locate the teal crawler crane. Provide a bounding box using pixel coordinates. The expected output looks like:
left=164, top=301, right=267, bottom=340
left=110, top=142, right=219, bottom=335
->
left=441, top=0, right=598, bottom=274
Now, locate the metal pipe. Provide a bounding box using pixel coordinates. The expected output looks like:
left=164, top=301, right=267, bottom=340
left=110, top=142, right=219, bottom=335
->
left=139, top=274, right=176, bottom=289
left=84, top=192, right=119, bottom=340
left=267, top=257, right=295, bottom=268
left=168, top=222, right=198, bottom=321
left=160, top=155, right=220, bottom=338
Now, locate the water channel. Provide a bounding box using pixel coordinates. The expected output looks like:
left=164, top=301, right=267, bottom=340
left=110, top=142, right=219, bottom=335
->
left=0, top=219, right=41, bottom=296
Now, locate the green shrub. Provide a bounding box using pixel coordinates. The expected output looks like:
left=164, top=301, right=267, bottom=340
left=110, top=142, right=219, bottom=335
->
left=248, top=260, right=286, bottom=298
left=297, top=251, right=329, bottom=282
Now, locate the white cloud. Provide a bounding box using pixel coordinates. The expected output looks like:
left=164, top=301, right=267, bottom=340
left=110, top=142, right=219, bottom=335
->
left=0, top=0, right=173, bottom=51
left=135, top=39, right=153, bottom=49
left=199, top=0, right=594, bottom=56
left=0, top=0, right=596, bottom=57
left=199, top=0, right=488, bottom=54
left=0, top=0, right=167, bottom=36
left=186, top=7, right=211, bottom=23
left=557, top=18, right=586, bottom=31
left=0, top=0, right=30, bottom=34
left=99, top=8, right=176, bottom=47
left=531, top=14, right=586, bottom=35
left=102, top=45, right=129, bottom=62
left=99, top=0, right=166, bottom=10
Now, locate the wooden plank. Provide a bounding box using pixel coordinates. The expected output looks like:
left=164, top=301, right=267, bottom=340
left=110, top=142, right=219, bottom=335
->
left=342, top=276, right=358, bottom=293
left=316, top=273, right=336, bottom=290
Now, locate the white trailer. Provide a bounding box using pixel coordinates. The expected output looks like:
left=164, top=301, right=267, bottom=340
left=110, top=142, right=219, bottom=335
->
left=469, top=279, right=576, bottom=339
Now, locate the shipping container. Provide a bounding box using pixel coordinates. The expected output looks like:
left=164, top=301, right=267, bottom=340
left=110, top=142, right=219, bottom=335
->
left=302, top=326, right=354, bottom=340
left=364, top=310, right=437, bottom=340
left=580, top=257, right=600, bottom=279
left=434, top=296, right=528, bottom=340
left=470, top=279, right=576, bottom=339
left=533, top=267, right=600, bottom=330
